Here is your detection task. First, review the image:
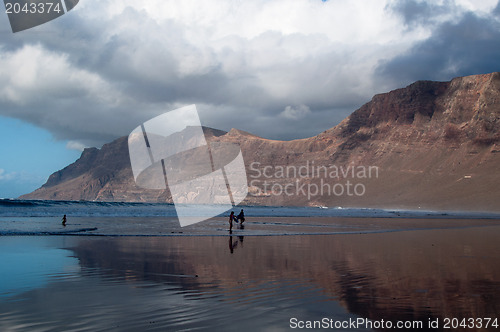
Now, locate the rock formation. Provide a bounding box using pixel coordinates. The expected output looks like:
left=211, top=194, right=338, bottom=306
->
left=21, top=73, right=500, bottom=211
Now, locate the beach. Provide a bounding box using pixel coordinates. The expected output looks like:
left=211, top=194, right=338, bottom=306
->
left=1, top=217, right=500, bottom=331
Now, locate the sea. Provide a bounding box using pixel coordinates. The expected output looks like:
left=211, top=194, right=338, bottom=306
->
left=1, top=198, right=499, bottom=237
left=2, top=199, right=500, bottom=331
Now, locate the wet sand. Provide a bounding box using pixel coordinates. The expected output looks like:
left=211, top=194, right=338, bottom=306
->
left=1, top=220, right=500, bottom=331
left=2, top=215, right=500, bottom=236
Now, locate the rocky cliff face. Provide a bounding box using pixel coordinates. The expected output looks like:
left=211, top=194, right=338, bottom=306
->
left=21, top=73, right=500, bottom=211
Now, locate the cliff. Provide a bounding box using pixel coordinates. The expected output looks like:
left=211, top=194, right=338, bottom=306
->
left=21, top=73, right=500, bottom=211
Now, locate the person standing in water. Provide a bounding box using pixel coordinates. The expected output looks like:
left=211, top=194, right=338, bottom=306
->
left=62, top=214, right=67, bottom=226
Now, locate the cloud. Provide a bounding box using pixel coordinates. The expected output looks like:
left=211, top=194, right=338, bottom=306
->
left=0, top=168, right=45, bottom=183
left=280, top=104, right=311, bottom=120
left=0, top=44, right=142, bottom=144
left=387, top=0, right=498, bottom=28
left=66, top=141, right=87, bottom=151
left=376, top=8, right=500, bottom=86
left=0, top=169, right=15, bottom=181
left=387, top=0, right=455, bottom=28
left=0, top=169, right=47, bottom=198
left=0, top=0, right=499, bottom=144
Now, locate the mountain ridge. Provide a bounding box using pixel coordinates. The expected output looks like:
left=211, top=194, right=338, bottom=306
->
left=21, top=72, right=500, bottom=211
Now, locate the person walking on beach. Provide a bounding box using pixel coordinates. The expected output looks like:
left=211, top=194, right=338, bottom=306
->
left=237, top=209, right=245, bottom=224
left=229, top=211, right=237, bottom=232
left=62, top=214, right=67, bottom=226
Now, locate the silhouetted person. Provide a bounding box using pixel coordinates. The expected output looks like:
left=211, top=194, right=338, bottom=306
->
left=237, top=209, right=245, bottom=224
left=229, top=211, right=237, bottom=232
left=62, top=214, right=67, bottom=226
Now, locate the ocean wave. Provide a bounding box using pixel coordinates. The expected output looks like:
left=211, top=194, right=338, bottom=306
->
left=0, top=199, right=41, bottom=207
left=1, top=199, right=500, bottom=219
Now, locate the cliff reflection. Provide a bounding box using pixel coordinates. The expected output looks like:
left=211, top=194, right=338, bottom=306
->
left=69, top=225, right=500, bottom=327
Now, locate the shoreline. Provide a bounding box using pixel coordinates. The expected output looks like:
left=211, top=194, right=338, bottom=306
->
left=2, top=216, right=500, bottom=237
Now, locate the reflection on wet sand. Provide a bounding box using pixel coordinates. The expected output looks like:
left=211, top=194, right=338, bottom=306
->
left=68, top=225, right=500, bottom=329
left=228, top=236, right=242, bottom=253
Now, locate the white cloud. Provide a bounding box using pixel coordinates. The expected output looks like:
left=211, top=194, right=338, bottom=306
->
left=455, top=0, right=498, bottom=13
left=66, top=141, right=87, bottom=151
left=79, top=0, right=404, bottom=42
left=0, top=169, right=15, bottom=181
left=280, top=105, right=312, bottom=120
left=0, top=0, right=498, bottom=143
left=0, top=44, right=129, bottom=107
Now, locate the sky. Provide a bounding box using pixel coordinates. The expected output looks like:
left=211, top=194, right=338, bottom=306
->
left=0, top=0, right=499, bottom=198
